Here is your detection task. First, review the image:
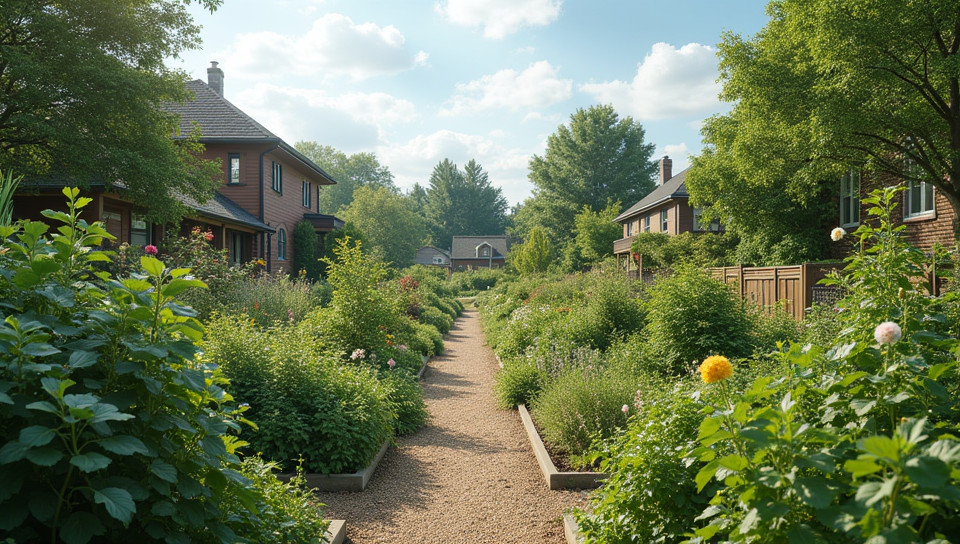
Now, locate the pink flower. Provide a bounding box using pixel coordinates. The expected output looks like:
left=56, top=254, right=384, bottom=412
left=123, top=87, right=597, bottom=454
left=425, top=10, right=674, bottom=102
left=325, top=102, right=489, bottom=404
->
left=287, top=309, right=294, bottom=320
left=621, top=404, right=629, bottom=414
left=874, top=321, right=902, bottom=345
left=398, top=344, right=408, bottom=352
left=350, top=348, right=365, bottom=360
left=388, top=358, right=396, bottom=369
left=204, top=231, right=214, bottom=242
left=144, top=245, right=158, bottom=255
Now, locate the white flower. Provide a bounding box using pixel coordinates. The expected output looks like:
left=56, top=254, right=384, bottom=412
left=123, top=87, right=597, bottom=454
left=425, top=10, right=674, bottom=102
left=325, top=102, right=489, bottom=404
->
left=350, top=348, right=365, bottom=360
left=831, top=227, right=846, bottom=241
left=874, top=321, right=902, bottom=345
left=621, top=404, right=629, bottom=414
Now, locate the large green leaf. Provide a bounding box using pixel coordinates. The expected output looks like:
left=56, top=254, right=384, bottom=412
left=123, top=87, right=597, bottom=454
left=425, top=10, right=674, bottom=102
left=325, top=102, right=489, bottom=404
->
left=94, top=487, right=135, bottom=525
left=98, top=435, right=148, bottom=456
left=60, top=512, right=106, bottom=544
left=70, top=452, right=112, bottom=473
left=19, top=425, right=56, bottom=447
left=793, top=476, right=838, bottom=509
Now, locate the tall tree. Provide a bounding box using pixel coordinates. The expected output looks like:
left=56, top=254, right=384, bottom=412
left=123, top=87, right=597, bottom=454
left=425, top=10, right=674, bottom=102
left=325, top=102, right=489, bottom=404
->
left=525, top=105, right=657, bottom=244
left=337, top=186, right=428, bottom=267
left=692, top=0, right=960, bottom=240
left=424, top=159, right=508, bottom=249
left=295, top=142, right=396, bottom=214
left=510, top=226, right=552, bottom=275
left=0, top=0, right=223, bottom=223
left=573, top=202, right=623, bottom=265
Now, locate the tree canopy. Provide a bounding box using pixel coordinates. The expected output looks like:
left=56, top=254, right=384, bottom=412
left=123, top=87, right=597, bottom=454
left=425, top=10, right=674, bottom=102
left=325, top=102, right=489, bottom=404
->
left=523, top=105, right=657, bottom=243
left=295, top=143, right=397, bottom=214
left=424, top=159, right=508, bottom=250
left=337, top=186, right=428, bottom=267
left=0, top=0, right=223, bottom=223
left=689, top=0, right=960, bottom=242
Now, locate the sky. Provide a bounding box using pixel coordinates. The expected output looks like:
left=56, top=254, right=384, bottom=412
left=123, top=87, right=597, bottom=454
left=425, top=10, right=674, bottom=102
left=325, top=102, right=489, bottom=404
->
left=170, top=0, right=772, bottom=206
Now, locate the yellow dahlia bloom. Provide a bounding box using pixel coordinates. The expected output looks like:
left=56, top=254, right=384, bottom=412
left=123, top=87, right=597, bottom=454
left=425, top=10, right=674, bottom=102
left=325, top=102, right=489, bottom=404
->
left=699, top=355, right=733, bottom=384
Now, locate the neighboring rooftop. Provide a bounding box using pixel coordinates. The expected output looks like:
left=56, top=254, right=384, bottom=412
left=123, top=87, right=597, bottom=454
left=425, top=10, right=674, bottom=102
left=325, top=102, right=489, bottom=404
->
left=450, top=236, right=510, bottom=260
left=176, top=191, right=275, bottom=232
left=614, top=168, right=689, bottom=222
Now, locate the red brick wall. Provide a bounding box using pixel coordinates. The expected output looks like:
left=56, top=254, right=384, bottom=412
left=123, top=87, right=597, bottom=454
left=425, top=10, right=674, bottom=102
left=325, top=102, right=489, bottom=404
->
left=857, top=173, right=957, bottom=252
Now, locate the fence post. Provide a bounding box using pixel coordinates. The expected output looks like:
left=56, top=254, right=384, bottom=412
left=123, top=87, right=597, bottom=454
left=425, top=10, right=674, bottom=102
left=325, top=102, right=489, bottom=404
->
left=738, top=264, right=744, bottom=299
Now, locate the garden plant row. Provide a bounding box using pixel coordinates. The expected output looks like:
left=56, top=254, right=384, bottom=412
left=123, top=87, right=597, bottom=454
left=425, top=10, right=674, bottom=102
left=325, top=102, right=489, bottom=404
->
left=479, top=187, right=960, bottom=543
left=0, top=189, right=466, bottom=543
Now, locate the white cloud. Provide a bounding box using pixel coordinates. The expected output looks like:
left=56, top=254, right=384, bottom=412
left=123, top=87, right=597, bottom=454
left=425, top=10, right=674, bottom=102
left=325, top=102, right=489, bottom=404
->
left=378, top=130, right=534, bottom=204
left=441, top=61, right=572, bottom=116
left=661, top=143, right=691, bottom=171
left=580, top=42, right=722, bottom=120
left=221, top=14, right=427, bottom=81
left=436, top=0, right=562, bottom=39
left=232, top=84, right=417, bottom=151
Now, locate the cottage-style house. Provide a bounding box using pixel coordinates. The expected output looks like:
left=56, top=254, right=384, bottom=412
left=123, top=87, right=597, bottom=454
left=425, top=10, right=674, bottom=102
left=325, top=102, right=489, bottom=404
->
left=450, top=236, right=510, bottom=270
left=414, top=245, right=452, bottom=268
left=13, top=62, right=341, bottom=273
left=612, top=156, right=721, bottom=273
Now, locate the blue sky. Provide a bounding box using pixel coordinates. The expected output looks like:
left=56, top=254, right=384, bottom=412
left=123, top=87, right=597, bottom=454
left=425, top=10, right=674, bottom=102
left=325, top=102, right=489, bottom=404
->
left=170, top=0, right=771, bottom=205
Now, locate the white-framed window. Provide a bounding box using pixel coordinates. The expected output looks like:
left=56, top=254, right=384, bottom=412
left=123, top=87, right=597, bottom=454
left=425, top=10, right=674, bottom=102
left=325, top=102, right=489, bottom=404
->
left=660, top=209, right=669, bottom=232
left=840, top=169, right=860, bottom=227
left=130, top=213, right=152, bottom=246
left=277, top=228, right=287, bottom=260
left=481, top=247, right=490, bottom=257
left=643, top=215, right=650, bottom=232
left=692, top=208, right=721, bottom=232
left=626, top=221, right=633, bottom=236
left=271, top=161, right=282, bottom=193
left=228, top=153, right=240, bottom=185
left=302, top=180, right=311, bottom=208
left=903, top=141, right=934, bottom=219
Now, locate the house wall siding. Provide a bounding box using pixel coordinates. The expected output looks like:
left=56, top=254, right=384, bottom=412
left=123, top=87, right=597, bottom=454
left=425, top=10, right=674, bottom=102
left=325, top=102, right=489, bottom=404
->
left=857, top=173, right=956, bottom=252
left=205, top=143, right=265, bottom=218
left=260, top=149, right=327, bottom=273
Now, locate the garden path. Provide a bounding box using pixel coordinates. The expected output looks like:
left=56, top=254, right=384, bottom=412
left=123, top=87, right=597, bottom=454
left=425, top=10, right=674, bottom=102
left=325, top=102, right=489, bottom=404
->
left=313, top=308, right=587, bottom=543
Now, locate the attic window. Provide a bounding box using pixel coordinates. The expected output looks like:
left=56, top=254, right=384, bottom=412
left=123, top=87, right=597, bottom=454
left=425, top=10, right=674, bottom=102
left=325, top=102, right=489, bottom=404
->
left=481, top=248, right=490, bottom=257
left=228, top=154, right=240, bottom=185
left=271, top=161, right=282, bottom=193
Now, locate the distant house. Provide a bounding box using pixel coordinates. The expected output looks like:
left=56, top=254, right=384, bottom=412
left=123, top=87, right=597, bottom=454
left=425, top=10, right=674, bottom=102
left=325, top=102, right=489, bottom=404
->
left=13, top=62, right=342, bottom=273
left=414, top=245, right=451, bottom=267
left=450, top=235, right=510, bottom=270
left=612, top=156, right=721, bottom=273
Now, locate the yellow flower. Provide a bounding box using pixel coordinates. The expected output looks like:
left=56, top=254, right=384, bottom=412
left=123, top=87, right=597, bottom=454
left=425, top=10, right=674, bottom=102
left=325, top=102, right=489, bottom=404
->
left=699, top=355, right=733, bottom=384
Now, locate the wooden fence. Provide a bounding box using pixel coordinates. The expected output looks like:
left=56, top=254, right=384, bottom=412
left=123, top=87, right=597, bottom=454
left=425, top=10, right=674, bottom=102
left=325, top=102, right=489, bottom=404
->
left=707, top=264, right=840, bottom=320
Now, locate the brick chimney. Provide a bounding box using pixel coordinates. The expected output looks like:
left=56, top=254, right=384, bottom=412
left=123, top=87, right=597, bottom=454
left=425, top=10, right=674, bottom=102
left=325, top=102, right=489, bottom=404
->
left=207, top=61, right=224, bottom=95
left=659, top=155, right=672, bottom=185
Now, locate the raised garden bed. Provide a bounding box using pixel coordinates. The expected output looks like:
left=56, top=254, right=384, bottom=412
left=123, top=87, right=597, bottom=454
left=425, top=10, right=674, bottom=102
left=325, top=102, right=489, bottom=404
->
left=563, top=513, right=584, bottom=544
left=326, top=520, right=346, bottom=544
left=279, top=440, right=391, bottom=492
left=518, top=404, right=606, bottom=490
left=418, top=354, right=429, bottom=380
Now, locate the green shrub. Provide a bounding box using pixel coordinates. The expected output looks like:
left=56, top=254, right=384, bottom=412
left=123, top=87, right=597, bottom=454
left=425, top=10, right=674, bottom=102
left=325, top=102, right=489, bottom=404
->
left=577, top=379, right=707, bottom=544
left=410, top=321, right=444, bottom=356
left=381, top=370, right=429, bottom=435
left=229, top=273, right=323, bottom=327
left=495, top=359, right=548, bottom=409
left=419, top=306, right=453, bottom=334
left=292, top=219, right=322, bottom=281
left=643, top=265, right=754, bottom=374
left=436, top=298, right=459, bottom=319
left=531, top=367, right=635, bottom=463
left=0, top=190, right=288, bottom=543
left=448, top=267, right=507, bottom=294
left=748, top=301, right=801, bottom=351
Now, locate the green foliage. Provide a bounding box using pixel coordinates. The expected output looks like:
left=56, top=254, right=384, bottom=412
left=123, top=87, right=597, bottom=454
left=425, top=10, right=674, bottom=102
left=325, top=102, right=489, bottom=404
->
left=523, top=105, right=658, bottom=248
left=1, top=0, right=223, bottom=224
left=381, top=370, right=429, bottom=436
left=424, top=159, right=509, bottom=250
left=644, top=266, right=754, bottom=373
left=447, top=267, right=508, bottom=295
left=0, top=169, right=22, bottom=226
left=531, top=366, right=635, bottom=463
left=221, top=457, right=329, bottom=544
left=495, top=359, right=547, bottom=409
left=0, top=188, right=285, bottom=543
left=685, top=190, right=960, bottom=542
left=292, top=220, right=322, bottom=281
left=572, top=202, right=623, bottom=267
left=419, top=306, right=453, bottom=335
left=337, top=186, right=428, bottom=268
left=203, top=315, right=393, bottom=474
left=630, top=231, right=738, bottom=270
left=748, top=301, right=801, bottom=351
left=511, top=226, right=552, bottom=275
left=577, top=379, right=708, bottom=544
left=294, top=143, right=396, bottom=214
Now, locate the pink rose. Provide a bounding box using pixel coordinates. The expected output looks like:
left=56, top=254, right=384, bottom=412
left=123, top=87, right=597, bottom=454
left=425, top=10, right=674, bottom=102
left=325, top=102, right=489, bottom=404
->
left=144, top=245, right=158, bottom=255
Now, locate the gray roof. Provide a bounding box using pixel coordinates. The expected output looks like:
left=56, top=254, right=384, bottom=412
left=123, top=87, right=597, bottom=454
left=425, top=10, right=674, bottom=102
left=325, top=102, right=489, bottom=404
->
left=165, top=80, right=336, bottom=184
left=450, top=236, right=509, bottom=260
left=176, top=192, right=275, bottom=232
left=417, top=245, right=451, bottom=258
left=614, top=168, right=689, bottom=222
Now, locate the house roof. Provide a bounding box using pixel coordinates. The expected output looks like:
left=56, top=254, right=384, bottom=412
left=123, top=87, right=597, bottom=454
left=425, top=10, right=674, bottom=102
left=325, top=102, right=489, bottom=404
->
left=417, top=245, right=451, bottom=258
left=165, top=80, right=336, bottom=185
left=176, top=192, right=275, bottom=233
left=450, top=236, right=509, bottom=260
left=614, top=168, right=690, bottom=222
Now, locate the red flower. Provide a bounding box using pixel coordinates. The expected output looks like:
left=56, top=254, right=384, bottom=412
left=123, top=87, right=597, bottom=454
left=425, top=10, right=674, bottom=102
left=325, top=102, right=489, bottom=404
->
left=144, top=245, right=158, bottom=255
left=204, top=231, right=214, bottom=242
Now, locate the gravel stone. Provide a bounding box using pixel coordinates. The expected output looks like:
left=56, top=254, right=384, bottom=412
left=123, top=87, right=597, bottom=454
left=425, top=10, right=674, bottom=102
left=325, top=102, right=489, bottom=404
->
left=313, top=309, right=587, bottom=543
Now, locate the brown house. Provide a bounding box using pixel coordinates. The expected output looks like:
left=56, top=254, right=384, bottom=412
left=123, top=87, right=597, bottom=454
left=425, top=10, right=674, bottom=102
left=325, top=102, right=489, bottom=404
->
left=450, top=236, right=510, bottom=270
left=13, top=62, right=341, bottom=273
left=839, top=167, right=956, bottom=252
left=612, top=156, right=721, bottom=273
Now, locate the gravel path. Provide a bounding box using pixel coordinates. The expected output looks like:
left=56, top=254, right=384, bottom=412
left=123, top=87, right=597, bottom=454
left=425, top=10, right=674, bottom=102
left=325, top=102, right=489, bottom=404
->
left=314, top=308, right=586, bottom=543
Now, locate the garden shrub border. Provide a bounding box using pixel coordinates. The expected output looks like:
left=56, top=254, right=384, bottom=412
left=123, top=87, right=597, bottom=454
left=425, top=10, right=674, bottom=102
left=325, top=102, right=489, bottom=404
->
left=518, top=405, right=606, bottom=490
